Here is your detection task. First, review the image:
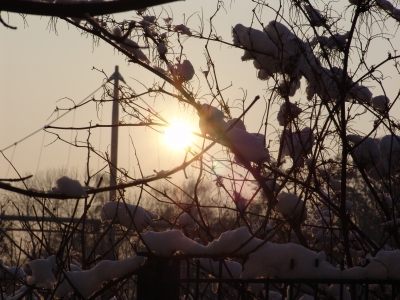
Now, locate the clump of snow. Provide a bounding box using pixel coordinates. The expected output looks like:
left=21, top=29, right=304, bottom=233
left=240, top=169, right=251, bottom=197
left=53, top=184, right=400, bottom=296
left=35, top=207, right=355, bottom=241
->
left=198, top=103, right=225, bottom=137
left=55, top=255, right=145, bottom=298
left=141, top=229, right=206, bottom=256
left=53, top=176, right=88, bottom=198
left=304, top=4, right=330, bottom=28
left=112, top=26, right=122, bottom=37
left=233, top=22, right=304, bottom=79
left=178, top=212, right=196, bottom=227
left=228, top=128, right=271, bottom=163
left=233, top=21, right=375, bottom=108
left=0, top=260, right=26, bottom=280
left=349, top=83, right=373, bottom=104
left=142, top=15, right=156, bottom=24
left=372, top=95, right=390, bottom=113
left=264, top=21, right=303, bottom=77
left=194, top=237, right=202, bottom=244
left=312, top=32, right=349, bottom=50
left=198, top=103, right=270, bottom=163
left=242, top=243, right=340, bottom=279
left=368, top=250, right=400, bottom=279
left=118, top=38, right=149, bottom=64
left=100, top=201, right=156, bottom=232
left=3, top=286, right=30, bottom=300
left=53, top=263, right=83, bottom=298
left=163, top=17, right=173, bottom=25
left=176, top=60, right=195, bottom=81
left=168, top=60, right=195, bottom=81
left=347, top=135, right=381, bottom=171
left=225, top=118, right=246, bottom=131
left=28, top=255, right=56, bottom=289
left=281, top=127, right=314, bottom=167
left=174, top=24, right=192, bottom=36
left=380, top=135, right=400, bottom=174
left=157, top=42, right=167, bottom=55
left=205, top=227, right=264, bottom=255
left=232, top=24, right=276, bottom=77
left=277, top=101, right=302, bottom=126
left=115, top=226, right=400, bottom=282
left=276, top=76, right=301, bottom=97
left=275, top=192, right=307, bottom=220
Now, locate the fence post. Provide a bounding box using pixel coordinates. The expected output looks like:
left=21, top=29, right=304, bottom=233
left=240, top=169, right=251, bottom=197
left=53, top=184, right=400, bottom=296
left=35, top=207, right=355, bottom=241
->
left=392, top=283, right=396, bottom=300
left=265, top=281, right=269, bottom=300
left=186, top=258, right=190, bottom=299
left=314, top=259, right=319, bottom=300
left=241, top=280, right=246, bottom=300
left=289, top=283, right=293, bottom=300
left=340, top=259, right=344, bottom=300
left=137, top=257, right=180, bottom=300
left=195, top=259, right=200, bottom=299
left=218, top=258, right=223, bottom=300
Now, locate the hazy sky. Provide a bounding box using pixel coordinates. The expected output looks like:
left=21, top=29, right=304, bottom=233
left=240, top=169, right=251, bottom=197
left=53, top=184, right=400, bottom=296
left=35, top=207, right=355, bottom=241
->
left=1, top=0, right=399, bottom=188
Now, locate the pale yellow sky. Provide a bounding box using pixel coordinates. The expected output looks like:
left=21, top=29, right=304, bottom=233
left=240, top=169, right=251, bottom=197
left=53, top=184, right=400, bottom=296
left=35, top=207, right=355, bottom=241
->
left=1, top=0, right=399, bottom=189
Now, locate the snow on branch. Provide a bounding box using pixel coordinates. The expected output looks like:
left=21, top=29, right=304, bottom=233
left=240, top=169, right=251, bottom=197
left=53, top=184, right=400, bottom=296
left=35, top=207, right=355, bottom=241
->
left=348, top=134, right=400, bottom=181
left=141, top=227, right=400, bottom=280
left=276, top=101, right=302, bottom=126
left=275, top=192, right=307, bottom=221
left=54, top=255, right=145, bottom=298
left=52, top=176, right=91, bottom=198
left=281, top=127, right=314, bottom=167
left=0, top=260, right=26, bottom=280
left=27, top=255, right=56, bottom=289
left=197, top=103, right=270, bottom=163
left=100, top=201, right=157, bottom=232
left=233, top=21, right=376, bottom=105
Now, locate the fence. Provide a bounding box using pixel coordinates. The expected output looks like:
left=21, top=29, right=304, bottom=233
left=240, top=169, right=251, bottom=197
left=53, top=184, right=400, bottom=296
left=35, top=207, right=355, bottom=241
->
left=135, top=254, right=400, bottom=300
left=2, top=216, right=399, bottom=300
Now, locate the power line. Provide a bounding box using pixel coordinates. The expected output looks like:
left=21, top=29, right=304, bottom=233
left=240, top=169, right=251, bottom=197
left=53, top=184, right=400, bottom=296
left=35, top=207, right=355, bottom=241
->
left=1, top=84, right=106, bottom=152
left=35, top=131, right=46, bottom=175
left=5, top=145, right=17, bottom=177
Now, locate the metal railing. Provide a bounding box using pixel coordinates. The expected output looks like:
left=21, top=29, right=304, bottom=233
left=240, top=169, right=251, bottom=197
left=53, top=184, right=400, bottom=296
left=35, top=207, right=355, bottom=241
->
left=136, top=254, right=400, bottom=300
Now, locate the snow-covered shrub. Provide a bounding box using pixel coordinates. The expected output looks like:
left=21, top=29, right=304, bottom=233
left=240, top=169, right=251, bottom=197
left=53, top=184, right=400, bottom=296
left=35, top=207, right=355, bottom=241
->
left=2, top=0, right=400, bottom=298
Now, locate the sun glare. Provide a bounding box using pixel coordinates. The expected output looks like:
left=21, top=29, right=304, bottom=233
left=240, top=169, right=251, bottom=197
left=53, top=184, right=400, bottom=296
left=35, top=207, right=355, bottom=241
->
left=164, top=121, right=192, bottom=149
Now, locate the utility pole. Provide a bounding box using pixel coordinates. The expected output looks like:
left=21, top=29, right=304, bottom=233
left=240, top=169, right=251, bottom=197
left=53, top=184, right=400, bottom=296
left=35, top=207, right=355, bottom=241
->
left=106, top=66, right=125, bottom=263
left=109, top=66, right=125, bottom=202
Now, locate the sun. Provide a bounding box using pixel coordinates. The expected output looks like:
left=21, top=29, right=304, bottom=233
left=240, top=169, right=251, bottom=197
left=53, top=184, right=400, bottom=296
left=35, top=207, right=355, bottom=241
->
left=164, top=121, right=192, bottom=149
